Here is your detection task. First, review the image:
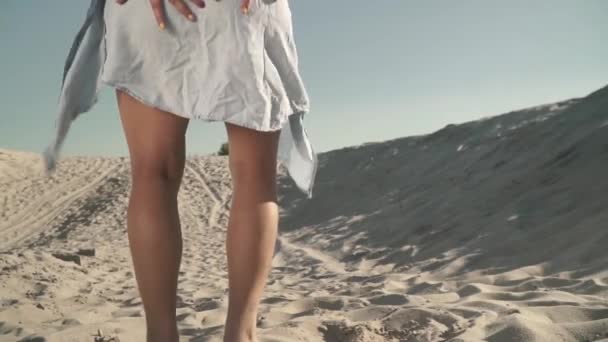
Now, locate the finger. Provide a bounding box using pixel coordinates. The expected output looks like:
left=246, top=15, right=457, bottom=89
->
left=190, top=0, right=206, bottom=8
left=116, top=0, right=128, bottom=4
left=241, top=0, right=250, bottom=15
left=169, top=0, right=197, bottom=21
left=150, top=0, right=167, bottom=29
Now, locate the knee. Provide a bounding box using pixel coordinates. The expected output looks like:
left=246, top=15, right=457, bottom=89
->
left=229, top=158, right=276, bottom=191
left=130, top=155, right=185, bottom=188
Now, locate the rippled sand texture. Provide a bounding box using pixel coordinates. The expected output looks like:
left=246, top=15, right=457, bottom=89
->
left=1, top=85, right=608, bottom=341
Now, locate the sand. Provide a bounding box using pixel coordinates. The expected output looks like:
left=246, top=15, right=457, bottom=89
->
left=1, top=85, right=608, bottom=341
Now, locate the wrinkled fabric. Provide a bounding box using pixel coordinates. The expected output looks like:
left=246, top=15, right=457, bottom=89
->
left=42, top=0, right=318, bottom=198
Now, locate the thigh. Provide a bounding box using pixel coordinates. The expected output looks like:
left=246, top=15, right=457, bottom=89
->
left=116, top=89, right=189, bottom=183
left=224, top=122, right=281, bottom=192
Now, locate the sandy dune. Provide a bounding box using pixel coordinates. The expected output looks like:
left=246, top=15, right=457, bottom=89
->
left=1, top=85, right=608, bottom=341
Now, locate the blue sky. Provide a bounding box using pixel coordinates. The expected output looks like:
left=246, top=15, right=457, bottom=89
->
left=1, top=1, right=607, bottom=157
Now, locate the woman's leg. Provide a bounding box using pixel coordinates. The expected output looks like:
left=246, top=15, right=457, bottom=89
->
left=223, top=122, right=281, bottom=342
left=116, top=89, right=190, bottom=342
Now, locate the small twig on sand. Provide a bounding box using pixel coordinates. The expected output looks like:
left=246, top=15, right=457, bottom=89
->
left=92, top=328, right=121, bottom=342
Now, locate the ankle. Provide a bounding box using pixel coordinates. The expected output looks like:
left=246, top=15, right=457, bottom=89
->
left=223, top=326, right=256, bottom=342
left=147, top=332, right=178, bottom=342
left=146, top=323, right=179, bottom=342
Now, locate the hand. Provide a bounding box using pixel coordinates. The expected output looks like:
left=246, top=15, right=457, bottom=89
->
left=116, top=0, right=252, bottom=30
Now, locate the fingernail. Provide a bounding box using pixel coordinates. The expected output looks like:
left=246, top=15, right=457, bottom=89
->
left=188, top=14, right=195, bottom=21
left=159, top=22, right=165, bottom=30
